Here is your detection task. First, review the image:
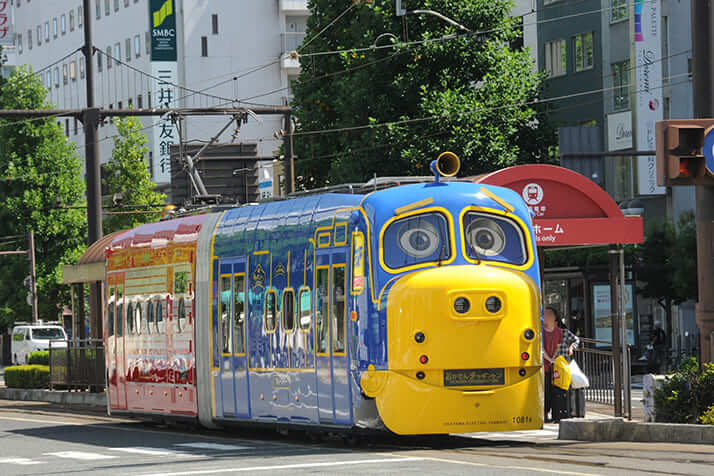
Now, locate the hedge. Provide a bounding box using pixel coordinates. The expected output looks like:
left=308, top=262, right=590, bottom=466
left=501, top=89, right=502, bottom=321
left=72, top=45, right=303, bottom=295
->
left=654, top=357, right=714, bottom=424
left=4, top=365, right=50, bottom=389
left=27, top=350, right=50, bottom=366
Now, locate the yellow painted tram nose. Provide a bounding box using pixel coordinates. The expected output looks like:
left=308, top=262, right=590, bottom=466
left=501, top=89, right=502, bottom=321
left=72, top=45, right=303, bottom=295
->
left=365, top=265, right=543, bottom=435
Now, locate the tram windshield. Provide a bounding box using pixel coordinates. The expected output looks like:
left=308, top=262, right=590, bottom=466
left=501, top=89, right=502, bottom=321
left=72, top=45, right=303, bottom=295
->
left=462, top=212, right=527, bottom=265
left=382, top=212, right=451, bottom=270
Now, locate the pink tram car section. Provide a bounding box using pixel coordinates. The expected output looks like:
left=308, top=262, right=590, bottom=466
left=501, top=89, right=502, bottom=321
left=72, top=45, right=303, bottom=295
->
left=105, top=215, right=207, bottom=416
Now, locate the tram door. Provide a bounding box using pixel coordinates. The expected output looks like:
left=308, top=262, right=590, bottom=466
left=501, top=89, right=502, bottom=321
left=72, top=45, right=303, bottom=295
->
left=315, top=249, right=351, bottom=424
left=217, top=260, right=250, bottom=418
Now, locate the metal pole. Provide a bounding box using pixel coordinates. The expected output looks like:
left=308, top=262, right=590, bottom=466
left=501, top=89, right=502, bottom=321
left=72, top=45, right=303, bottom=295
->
left=284, top=113, right=295, bottom=195
left=691, top=0, right=714, bottom=363
left=609, top=245, right=623, bottom=417
left=619, top=246, right=631, bottom=419
left=28, top=230, right=38, bottom=324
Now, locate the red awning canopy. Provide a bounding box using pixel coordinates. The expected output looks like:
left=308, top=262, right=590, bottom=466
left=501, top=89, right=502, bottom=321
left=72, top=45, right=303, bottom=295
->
left=472, top=164, right=643, bottom=247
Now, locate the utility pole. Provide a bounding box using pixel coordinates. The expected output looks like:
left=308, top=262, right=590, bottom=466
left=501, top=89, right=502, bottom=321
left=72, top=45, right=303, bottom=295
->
left=690, top=0, right=714, bottom=363
left=28, top=230, right=38, bottom=324
left=284, top=113, right=296, bottom=194
left=81, top=0, right=104, bottom=343
left=609, top=246, right=623, bottom=417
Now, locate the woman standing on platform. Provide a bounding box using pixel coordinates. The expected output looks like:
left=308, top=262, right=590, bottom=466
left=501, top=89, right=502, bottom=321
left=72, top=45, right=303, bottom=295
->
left=543, top=306, right=580, bottom=422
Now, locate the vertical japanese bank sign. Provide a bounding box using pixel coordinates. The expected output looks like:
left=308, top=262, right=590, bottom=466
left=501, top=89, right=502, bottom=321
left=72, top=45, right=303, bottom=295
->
left=0, top=1, right=15, bottom=46
left=149, top=0, right=178, bottom=184
left=634, top=0, right=665, bottom=195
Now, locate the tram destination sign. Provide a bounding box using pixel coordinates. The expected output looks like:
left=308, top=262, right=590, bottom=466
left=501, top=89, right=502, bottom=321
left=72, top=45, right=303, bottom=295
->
left=149, top=0, right=177, bottom=62
left=444, top=368, right=505, bottom=387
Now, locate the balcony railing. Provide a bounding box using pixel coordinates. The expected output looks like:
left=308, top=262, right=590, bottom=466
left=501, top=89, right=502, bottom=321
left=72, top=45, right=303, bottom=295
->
left=279, top=0, right=309, bottom=14
left=282, top=32, right=306, bottom=71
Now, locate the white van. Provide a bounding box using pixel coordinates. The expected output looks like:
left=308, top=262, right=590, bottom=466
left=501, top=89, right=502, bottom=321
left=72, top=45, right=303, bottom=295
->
left=11, top=323, right=68, bottom=365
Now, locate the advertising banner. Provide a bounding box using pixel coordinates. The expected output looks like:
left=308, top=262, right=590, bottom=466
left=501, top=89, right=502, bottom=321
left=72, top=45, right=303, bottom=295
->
left=149, top=0, right=178, bottom=183
left=634, top=0, right=665, bottom=195
left=607, top=111, right=633, bottom=151
left=593, top=284, right=635, bottom=346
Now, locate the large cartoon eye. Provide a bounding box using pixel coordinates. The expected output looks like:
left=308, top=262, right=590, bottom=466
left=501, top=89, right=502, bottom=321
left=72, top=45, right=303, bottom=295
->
left=466, top=218, right=506, bottom=256
left=398, top=220, right=440, bottom=258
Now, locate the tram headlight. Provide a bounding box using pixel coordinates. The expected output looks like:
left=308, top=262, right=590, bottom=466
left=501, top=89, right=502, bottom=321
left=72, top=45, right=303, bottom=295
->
left=485, top=296, right=502, bottom=313
left=454, top=297, right=470, bottom=314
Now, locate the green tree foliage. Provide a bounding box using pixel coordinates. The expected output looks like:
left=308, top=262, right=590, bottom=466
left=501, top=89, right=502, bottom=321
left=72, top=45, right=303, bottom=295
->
left=102, top=117, right=166, bottom=234
left=635, top=213, right=697, bottom=341
left=0, top=66, right=87, bottom=331
left=292, top=0, right=556, bottom=187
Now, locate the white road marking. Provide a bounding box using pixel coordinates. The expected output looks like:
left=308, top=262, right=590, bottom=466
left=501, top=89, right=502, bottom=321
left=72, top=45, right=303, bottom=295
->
left=0, top=415, right=83, bottom=426
left=108, top=447, right=197, bottom=457
left=136, top=456, right=424, bottom=476
left=173, top=442, right=252, bottom=451
left=408, top=455, right=601, bottom=476
left=0, top=457, right=42, bottom=465
left=45, top=451, right=118, bottom=461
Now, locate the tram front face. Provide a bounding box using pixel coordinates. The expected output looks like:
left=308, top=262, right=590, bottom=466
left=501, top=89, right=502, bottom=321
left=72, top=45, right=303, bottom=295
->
left=368, top=204, right=543, bottom=435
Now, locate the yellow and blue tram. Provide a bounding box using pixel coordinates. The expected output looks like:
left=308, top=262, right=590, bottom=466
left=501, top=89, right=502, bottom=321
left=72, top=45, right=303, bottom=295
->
left=104, top=154, right=543, bottom=434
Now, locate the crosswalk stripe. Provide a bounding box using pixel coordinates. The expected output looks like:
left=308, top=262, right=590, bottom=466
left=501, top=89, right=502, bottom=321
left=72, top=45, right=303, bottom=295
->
left=108, top=447, right=196, bottom=457
left=45, top=451, right=118, bottom=461
left=174, top=442, right=252, bottom=451
left=0, top=457, right=42, bottom=465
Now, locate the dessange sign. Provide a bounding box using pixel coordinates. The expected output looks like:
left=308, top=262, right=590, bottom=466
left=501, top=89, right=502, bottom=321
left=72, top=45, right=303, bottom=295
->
left=607, top=111, right=633, bottom=151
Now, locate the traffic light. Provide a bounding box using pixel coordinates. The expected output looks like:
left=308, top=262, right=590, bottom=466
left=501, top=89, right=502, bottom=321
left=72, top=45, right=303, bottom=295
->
left=656, top=119, right=714, bottom=186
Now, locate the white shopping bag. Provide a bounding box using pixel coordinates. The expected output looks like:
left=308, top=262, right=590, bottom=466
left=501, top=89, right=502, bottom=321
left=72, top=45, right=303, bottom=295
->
left=569, top=359, right=590, bottom=389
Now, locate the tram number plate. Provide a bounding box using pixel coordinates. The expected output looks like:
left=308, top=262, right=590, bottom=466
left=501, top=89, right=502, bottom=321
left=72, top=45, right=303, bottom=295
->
left=444, top=368, right=504, bottom=387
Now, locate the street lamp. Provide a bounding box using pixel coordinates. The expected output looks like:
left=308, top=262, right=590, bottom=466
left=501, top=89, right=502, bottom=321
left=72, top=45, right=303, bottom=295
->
left=395, top=1, right=472, bottom=33
left=232, top=167, right=253, bottom=204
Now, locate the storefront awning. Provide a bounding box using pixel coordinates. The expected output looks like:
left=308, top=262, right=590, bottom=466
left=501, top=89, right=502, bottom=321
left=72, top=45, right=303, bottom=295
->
left=62, top=230, right=128, bottom=284
left=472, top=164, right=643, bottom=246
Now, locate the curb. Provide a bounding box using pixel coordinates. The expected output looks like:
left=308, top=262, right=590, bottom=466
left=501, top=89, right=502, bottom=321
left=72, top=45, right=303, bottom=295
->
left=0, top=387, right=106, bottom=408
left=559, top=418, right=714, bottom=444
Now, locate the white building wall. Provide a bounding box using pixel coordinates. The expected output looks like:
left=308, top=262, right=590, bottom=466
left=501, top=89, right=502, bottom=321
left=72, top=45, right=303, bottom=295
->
left=12, top=0, right=308, bottom=184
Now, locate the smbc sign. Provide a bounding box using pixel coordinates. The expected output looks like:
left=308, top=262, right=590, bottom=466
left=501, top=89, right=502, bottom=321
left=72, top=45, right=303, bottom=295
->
left=149, top=0, right=177, bottom=62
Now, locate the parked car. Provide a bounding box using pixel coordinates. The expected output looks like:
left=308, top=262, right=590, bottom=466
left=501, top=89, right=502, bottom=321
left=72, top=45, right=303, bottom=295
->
left=11, top=323, right=68, bottom=365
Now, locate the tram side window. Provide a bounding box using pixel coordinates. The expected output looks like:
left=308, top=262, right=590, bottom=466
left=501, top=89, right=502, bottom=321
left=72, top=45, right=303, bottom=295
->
left=233, top=275, right=245, bottom=354
left=220, top=276, right=231, bottom=353
left=155, top=300, right=163, bottom=334
left=299, top=289, right=311, bottom=330
left=316, top=268, right=330, bottom=353
left=126, top=302, right=134, bottom=334
left=177, top=298, right=185, bottom=333
left=333, top=267, right=346, bottom=353
left=107, top=286, right=115, bottom=337
left=144, top=299, right=152, bottom=334
left=282, top=289, right=295, bottom=332
left=147, top=300, right=154, bottom=334
left=264, top=290, right=277, bottom=332
left=116, top=286, right=124, bottom=337
left=134, top=305, right=142, bottom=336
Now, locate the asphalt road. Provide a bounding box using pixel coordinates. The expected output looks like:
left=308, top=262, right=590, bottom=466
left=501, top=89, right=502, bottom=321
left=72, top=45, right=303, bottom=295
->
left=0, top=400, right=712, bottom=476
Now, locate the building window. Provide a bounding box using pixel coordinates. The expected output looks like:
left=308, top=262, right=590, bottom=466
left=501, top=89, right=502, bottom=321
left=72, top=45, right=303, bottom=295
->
left=62, top=64, right=68, bottom=85
left=45, top=71, right=51, bottom=88
left=544, top=39, right=567, bottom=77
left=212, top=14, right=218, bottom=35
left=53, top=18, right=58, bottom=38
left=53, top=67, right=59, bottom=87
left=27, top=29, right=32, bottom=50
left=137, top=94, right=143, bottom=108
left=74, top=118, right=78, bottom=135
left=125, top=0, right=130, bottom=6
left=97, top=51, right=103, bottom=72
left=105, top=0, right=110, bottom=16
left=134, top=34, right=141, bottom=57
left=125, top=38, right=131, bottom=61
left=114, top=0, right=120, bottom=12
left=17, top=34, right=22, bottom=54
left=65, top=119, right=69, bottom=137
left=128, top=97, right=133, bottom=108
left=44, top=22, right=49, bottom=41
left=118, top=101, right=122, bottom=109
left=147, top=91, right=151, bottom=108
left=106, top=46, right=112, bottom=69
left=612, top=60, right=630, bottom=111
left=69, top=11, right=75, bottom=31
left=611, top=0, right=628, bottom=23
left=574, top=32, right=594, bottom=72
left=80, top=57, right=85, bottom=79
left=201, top=36, right=208, bottom=57
left=70, top=61, right=77, bottom=81
left=61, top=14, right=66, bottom=34
left=37, top=26, right=41, bottom=45
left=96, top=0, right=101, bottom=20
left=146, top=31, right=150, bottom=56
left=114, top=43, right=121, bottom=65
left=78, top=7, right=83, bottom=28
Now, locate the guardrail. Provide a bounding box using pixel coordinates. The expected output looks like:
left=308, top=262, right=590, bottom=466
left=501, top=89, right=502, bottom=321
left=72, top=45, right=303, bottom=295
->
left=49, top=338, right=105, bottom=392
left=573, top=337, right=631, bottom=419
